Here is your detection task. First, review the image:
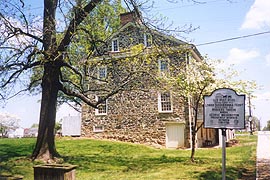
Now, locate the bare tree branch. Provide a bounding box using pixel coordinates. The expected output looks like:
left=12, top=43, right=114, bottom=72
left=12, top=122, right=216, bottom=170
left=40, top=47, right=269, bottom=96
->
left=0, top=61, right=41, bottom=88
left=59, top=83, right=97, bottom=108
left=0, top=12, right=43, bottom=43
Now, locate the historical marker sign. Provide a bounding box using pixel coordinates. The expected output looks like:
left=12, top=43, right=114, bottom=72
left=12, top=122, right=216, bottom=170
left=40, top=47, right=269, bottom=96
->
left=204, top=88, right=245, bottom=129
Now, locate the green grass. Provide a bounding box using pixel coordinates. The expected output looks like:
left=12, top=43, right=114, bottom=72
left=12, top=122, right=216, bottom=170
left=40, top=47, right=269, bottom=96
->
left=0, top=134, right=257, bottom=180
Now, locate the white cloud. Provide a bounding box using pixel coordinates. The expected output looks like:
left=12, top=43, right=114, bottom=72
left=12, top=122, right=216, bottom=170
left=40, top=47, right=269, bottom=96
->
left=224, top=48, right=260, bottom=66
left=254, top=92, right=270, bottom=101
left=241, top=0, right=270, bottom=30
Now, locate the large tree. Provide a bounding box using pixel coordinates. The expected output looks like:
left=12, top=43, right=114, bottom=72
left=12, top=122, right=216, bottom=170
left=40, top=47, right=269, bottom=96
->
left=1, top=0, right=188, bottom=162
left=0, top=0, right=138, bottom=162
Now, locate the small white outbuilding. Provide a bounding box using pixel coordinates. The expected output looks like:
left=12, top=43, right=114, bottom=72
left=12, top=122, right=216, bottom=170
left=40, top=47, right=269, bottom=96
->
left=61, top=115, right=81, bottom=136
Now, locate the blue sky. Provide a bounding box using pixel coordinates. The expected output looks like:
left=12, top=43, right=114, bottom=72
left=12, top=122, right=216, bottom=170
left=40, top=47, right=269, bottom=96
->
left=1, top=0, right=270, bottom=128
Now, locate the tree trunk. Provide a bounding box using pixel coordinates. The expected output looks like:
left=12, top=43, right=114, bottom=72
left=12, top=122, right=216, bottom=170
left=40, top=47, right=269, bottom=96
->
left=30, top=0, right=104, bottom=161
left=31, top=0, right=59, bottom=161
left=30, top=0, right=102, bottom=161
left=190, top=130, right=196, bottom=162
left=31, top=62, right=61, bottom=161
left=190, top=98, right=200, bottom=162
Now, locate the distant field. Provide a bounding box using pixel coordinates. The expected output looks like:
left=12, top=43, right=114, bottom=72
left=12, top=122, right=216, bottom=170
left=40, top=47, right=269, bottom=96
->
left=0, top=134, right=257, bottom=180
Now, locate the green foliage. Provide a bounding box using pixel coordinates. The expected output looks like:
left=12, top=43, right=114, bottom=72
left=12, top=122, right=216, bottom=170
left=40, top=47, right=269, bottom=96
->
left=29, top=0, right=126, bottom=106
left=0, top=135, right=256, bottom=180
left=54, top=121, right=62, bottom=132
left=263, top=120, right=270, bottom=131
left=30, top=124, right=39, bottom=128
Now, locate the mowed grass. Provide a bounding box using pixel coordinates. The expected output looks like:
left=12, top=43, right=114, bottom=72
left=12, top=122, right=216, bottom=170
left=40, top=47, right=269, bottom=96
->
left=0, top=134, right=257, bottom=180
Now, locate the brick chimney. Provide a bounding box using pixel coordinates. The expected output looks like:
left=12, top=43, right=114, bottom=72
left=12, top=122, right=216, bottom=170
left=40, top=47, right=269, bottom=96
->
left=120, top=11, right=142, bottom=26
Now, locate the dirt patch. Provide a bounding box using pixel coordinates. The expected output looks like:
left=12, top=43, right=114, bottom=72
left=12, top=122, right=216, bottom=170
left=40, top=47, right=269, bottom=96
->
left=257, top=159, right=270, bottom=180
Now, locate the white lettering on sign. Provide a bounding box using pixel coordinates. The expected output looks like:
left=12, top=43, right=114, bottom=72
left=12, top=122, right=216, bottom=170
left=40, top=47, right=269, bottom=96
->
left=204, top=88, right=245, bottom=129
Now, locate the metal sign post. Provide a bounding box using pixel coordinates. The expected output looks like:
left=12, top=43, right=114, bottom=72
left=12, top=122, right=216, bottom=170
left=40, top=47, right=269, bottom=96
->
left=204, top=88, right=245, bottom=180
left=221, top=128, right=226, bottom=180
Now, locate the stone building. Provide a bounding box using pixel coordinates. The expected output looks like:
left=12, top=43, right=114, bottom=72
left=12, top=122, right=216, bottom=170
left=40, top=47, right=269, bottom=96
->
left=81, top=11, right=218, bottom=148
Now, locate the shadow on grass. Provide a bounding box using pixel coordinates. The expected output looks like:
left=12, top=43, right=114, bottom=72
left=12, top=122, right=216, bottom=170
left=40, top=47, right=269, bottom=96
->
left=0, top=138, right=35, bottom=175
left=0, top=138, right=256, bottom=179
left=62, top=153, right=255, bottom=179
left=63, top=153, right=188, bottom=173
left=0, top=141, right=34, bottom=161
left=58, top=140, right=191, bottom=174
left=197, top=166, right=255, bottom=180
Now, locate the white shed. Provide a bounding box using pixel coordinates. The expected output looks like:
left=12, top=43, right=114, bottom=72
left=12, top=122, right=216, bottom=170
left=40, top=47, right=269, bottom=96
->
left=62, top=116, right=81, bottom=136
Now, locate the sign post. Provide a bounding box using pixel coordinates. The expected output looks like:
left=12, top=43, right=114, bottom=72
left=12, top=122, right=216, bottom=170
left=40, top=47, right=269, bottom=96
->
left=204, top=88, right=245, bottom=180
left=221, top=128, right=226, bottom=180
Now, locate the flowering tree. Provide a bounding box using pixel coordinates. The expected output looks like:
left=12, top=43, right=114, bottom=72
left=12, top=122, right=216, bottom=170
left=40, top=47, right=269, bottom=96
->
left=0, top=113, right=20, bottom=137
left=167, top=56, right=257, bottom=162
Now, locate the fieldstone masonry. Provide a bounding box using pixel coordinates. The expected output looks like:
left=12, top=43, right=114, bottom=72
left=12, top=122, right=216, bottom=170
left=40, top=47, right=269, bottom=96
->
left=81, top=90, right=189, bottom=147
left=80, top=11, right=210, bottom=148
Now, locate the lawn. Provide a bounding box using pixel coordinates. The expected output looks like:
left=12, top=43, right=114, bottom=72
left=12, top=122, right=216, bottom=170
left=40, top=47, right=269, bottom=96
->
left=0, top=134, right=257, bottom=180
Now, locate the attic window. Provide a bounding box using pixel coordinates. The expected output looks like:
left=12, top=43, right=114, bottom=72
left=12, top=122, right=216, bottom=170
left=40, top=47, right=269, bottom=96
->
left=97, top=66, right=107, bottom=80
left=112, top=38, right=119, bottom=52
left=158, top=59, right=169, bottom=76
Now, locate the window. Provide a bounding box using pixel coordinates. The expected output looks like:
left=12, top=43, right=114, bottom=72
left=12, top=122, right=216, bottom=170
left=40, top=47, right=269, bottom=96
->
left=159, top=59, right=169, bottom=76
left=144, top=33, right=152, bottom=47
left=95, top=96, right=108, bottom=115
left=93, top=125, right=104, bottom=133
left=112, top=38, right=119, bottom=52
left=158, top=92, right=173, bottom=113
left=97, top=66, right=107, bottom=80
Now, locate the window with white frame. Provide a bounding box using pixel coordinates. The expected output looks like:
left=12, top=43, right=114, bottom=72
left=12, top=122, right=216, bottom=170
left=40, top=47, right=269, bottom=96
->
left=158, top=92, right=173, bottom=113
left=93, top=125, right=104, bottom=132
left=112, top=38, right=119, bottom=52
left=158, top=59, right=169, bottom=76
left=144, top=33, right=152, bottom=47
left=95, top=96, right=108, bottom=115
left=97, top=66, right=107, bottom=80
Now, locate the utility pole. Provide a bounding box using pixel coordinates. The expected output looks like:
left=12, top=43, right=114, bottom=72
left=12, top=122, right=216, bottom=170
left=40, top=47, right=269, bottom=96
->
left=248, top=94, right=253, bottom=135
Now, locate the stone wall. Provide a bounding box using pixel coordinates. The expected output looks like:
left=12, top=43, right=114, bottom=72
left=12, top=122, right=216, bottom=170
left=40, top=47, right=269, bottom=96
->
left=82, top=19, right=192, bottom=147
left=95, top=22, right=185, bottom=56
left=81, top=90, right=188, bottom=147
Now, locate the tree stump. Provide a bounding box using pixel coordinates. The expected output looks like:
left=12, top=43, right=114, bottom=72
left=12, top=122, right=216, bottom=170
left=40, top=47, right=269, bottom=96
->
left=33, top=164, right=77, bottom=180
